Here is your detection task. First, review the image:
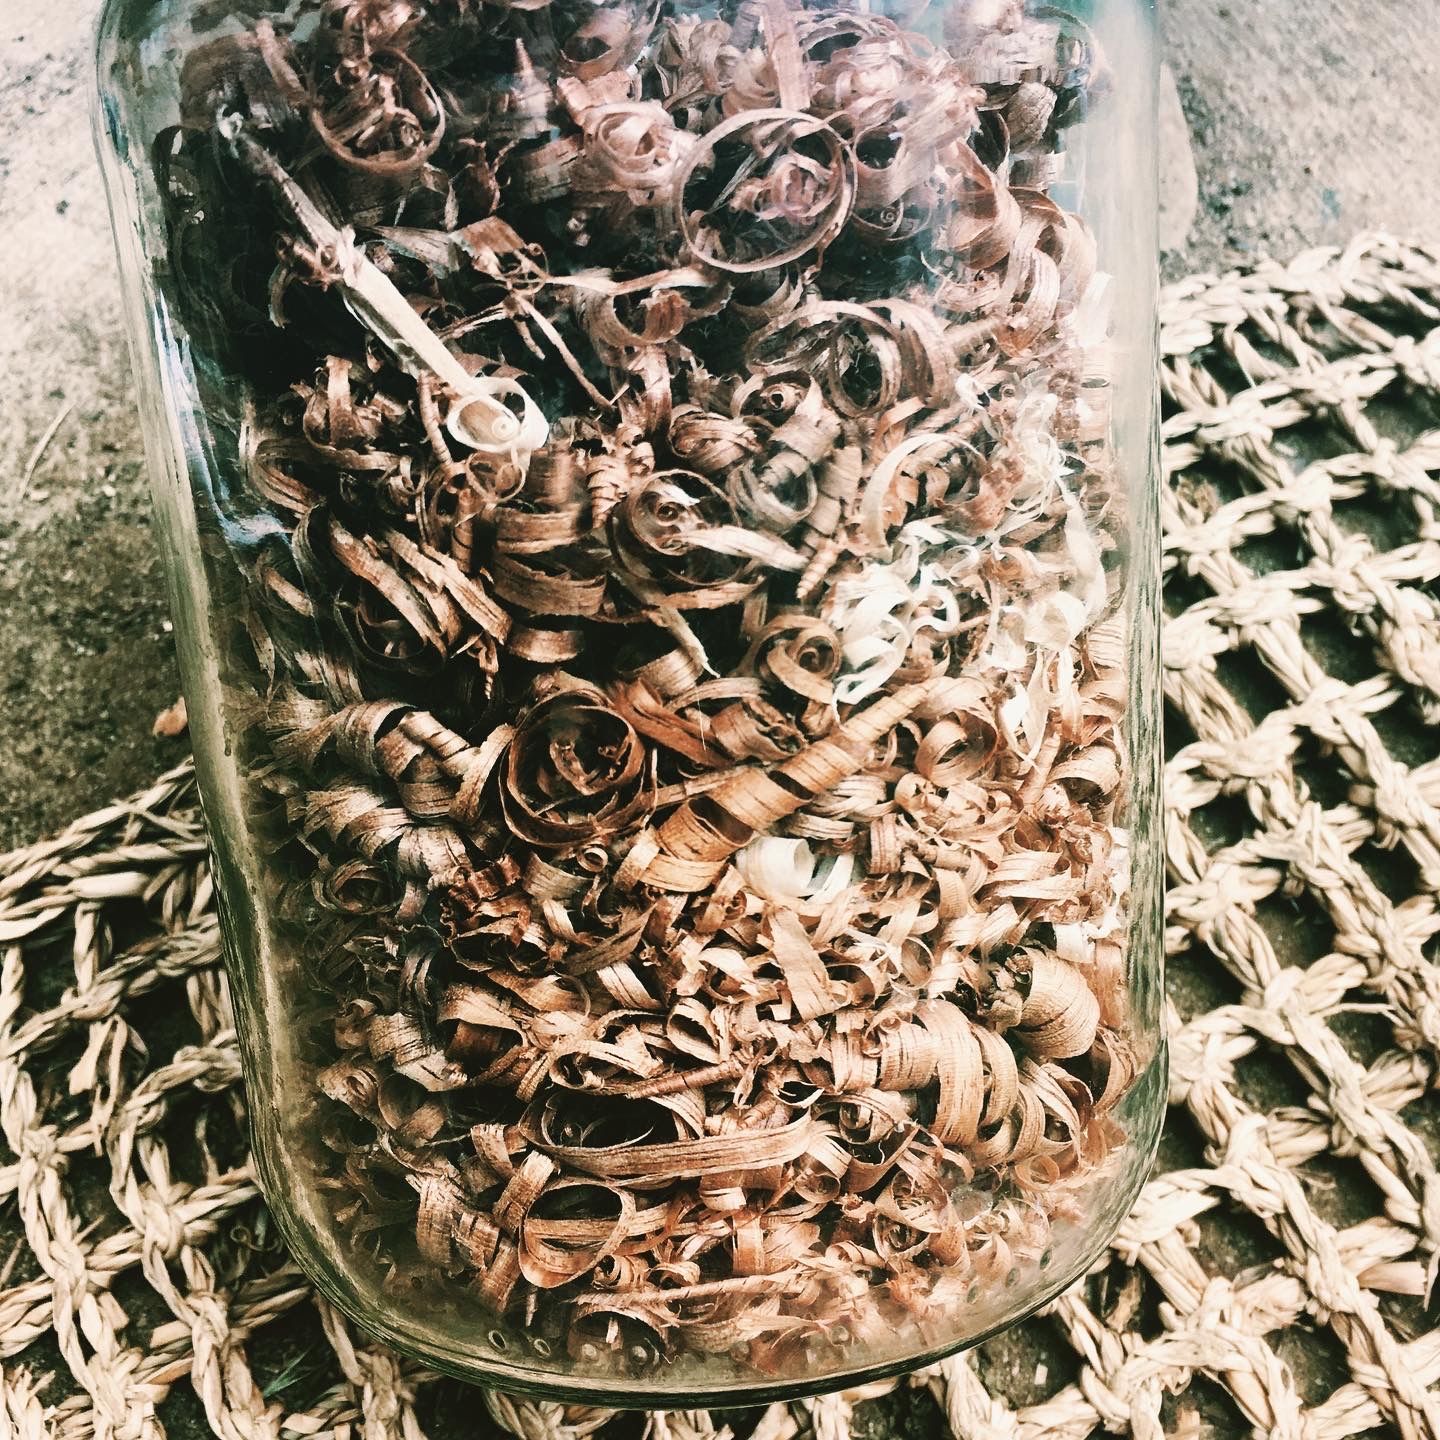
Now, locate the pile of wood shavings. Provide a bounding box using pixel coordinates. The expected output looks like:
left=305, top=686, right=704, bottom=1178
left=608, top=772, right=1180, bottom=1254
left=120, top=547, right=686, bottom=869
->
left=160, top=0, right=1139, bottom=1377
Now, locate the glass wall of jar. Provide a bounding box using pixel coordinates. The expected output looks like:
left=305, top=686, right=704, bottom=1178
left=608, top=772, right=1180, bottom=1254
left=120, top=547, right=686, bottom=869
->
left=96, top=0, right=1163, bottom=1403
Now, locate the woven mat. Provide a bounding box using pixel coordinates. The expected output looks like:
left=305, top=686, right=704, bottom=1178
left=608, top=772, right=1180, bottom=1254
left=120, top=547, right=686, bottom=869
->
left=5, top=234, right=1440, bottom=1440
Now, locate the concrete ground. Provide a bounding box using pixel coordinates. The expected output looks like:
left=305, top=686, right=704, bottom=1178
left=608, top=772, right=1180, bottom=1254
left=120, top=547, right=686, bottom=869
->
left=1, top=0, right=1438, bottom=1431
left=3, top=0, right=1439, bottom=845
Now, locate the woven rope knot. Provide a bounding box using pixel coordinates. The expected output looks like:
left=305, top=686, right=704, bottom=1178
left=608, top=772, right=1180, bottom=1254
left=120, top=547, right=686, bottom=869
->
left=1165, top=1009, right=1241, bottom=1106
left=1369, top=773, right=1432, bottom=834
left=1075, top=1337, right=1168, bottom=1437
left=1259, top=966, right=1306, bottom=1018
left=113, top=1410, right=161, bottom=1440
left=1159, top=611, right=1228, bottom=671
left=1396, top=997, right=1440, bottom=1055
left=1219, top=1113, right=1271, bottom=1174
left=484, top=1394, right=574, bottom=1440
left=1279, top=465, right=1337, bottom=521
left=1195, top=390, right=1273, bottom=448
left=1388, top=332, right=1440, bottom=391
left=18, top=1123, right=58, bottom=1167
left=1299, top=1251, right=1354, bottom=1321
left=806, top=1392, right=858, bottom=1440
left=140, top=1193, right=189, bottom=1259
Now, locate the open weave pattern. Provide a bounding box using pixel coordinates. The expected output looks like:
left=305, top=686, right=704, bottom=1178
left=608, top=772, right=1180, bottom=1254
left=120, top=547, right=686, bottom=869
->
left=3, top=233, right=1440, bottom=1440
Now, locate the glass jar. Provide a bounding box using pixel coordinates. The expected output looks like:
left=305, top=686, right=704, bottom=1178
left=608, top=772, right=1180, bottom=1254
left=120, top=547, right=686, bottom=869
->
left=96, top=0, right=1163, bottom=1403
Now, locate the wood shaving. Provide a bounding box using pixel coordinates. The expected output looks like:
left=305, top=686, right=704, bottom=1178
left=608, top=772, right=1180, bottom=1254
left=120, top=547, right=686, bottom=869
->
left=160, top=0, right=1140, bottom=1382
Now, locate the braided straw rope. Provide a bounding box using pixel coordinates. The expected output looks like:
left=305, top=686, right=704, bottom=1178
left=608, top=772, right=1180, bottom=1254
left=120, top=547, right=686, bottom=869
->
left=4, top=233, right=1440, bottom=1440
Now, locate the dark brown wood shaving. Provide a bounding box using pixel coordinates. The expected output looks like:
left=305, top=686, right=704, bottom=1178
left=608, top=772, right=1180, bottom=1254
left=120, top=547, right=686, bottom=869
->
left=164, top=0, right=1139, bottom=1382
